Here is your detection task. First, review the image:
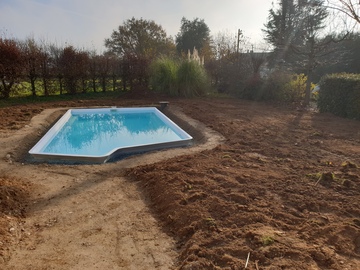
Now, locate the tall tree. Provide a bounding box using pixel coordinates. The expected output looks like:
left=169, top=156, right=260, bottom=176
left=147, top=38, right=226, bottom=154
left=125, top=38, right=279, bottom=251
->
left=176, top=17, right=211, bottom=55
left=263, top=0, right=345, bottom=105
left=20, top=37, right=43, bottom=97
left=59, top=46, right=87, bottom=94
left=38, top=42, right=51, bottom=96
left=77, top=50, right=90, bottom=93
left=312, top=32, right=360, bottom=78
left=47, top=43, right=65, bottom=95
left=213, top=31, right=237, bottom=59
left=96, top=54, right=110, bottom=92
left=104, top=17, right=174, bottom=59
left=0, top=38, right=23, bottom=99
left=292, top=0, right=330, bottom=104
left=263, top=0, right=299, bottom=67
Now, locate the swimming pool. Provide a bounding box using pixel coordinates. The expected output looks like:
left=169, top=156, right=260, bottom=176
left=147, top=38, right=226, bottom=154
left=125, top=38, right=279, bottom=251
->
left=29, top=107, right=193, bottom=163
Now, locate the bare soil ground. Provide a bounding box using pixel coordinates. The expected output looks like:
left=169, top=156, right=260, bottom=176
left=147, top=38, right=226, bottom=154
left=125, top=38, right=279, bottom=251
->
left=0, top=96, right=360, bottom=269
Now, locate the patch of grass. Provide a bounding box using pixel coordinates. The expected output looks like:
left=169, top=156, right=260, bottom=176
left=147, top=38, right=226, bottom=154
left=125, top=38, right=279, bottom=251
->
left=311, top=131, right=322, bottom=137
left=184, top=183, right=192, bottom=190
left=306, top=172, right=322, bottom=180
left=341, top=161, right=358, bottom=169
left=306, top=172, right=336, bottom=186
left=262, top=235, right=275, bottom=246
left=0, top=91, right=126, bottom=108
left=324, top=161, right=334, bottom=167
left=204, top=217, right=216, bottom=227
left=205, top=91, right=230, bottom=98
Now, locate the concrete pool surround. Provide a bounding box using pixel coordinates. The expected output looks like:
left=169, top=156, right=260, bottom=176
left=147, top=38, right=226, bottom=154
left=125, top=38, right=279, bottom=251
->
left=4, top=104, right=223, bottom=167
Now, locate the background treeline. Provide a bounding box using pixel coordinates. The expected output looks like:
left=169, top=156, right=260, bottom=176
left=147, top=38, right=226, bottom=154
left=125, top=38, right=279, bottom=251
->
left=2, top=32, right=360, bottom=100
left=0, top=39, right=150, bottom=99
left=1, top=1, right=360, bottom=114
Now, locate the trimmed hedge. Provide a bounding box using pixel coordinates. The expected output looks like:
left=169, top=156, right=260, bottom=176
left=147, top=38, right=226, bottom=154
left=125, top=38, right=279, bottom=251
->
left=318, top=73, right=360, bottom=120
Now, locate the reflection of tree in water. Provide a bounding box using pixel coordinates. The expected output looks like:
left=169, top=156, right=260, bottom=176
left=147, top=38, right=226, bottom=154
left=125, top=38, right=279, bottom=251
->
left=121, top=112, right=167, bottom=134
left=67, top=113, right=124, bottom=149
left=45, top=112, right=171, bottom=153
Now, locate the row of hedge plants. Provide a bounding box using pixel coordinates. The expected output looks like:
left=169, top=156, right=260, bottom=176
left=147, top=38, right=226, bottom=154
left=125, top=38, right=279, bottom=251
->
left=232, top=71, right=310, bottom=103
left=318, top=73, right=360, bottom=120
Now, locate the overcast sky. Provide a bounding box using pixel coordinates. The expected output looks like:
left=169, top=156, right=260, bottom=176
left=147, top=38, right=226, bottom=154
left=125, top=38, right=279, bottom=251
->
left=0, top=0, right=273, bottom=52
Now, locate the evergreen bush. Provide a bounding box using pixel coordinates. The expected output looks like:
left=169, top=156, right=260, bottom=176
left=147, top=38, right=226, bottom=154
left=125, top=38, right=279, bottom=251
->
left=264, top=72, right=308, bottom=102
left=318, top=73, right=360, bottom=120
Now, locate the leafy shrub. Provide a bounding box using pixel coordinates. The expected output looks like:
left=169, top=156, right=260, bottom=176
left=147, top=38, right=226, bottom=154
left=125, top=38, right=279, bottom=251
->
left=240, top=74, right=265, bottom=100
left=228, top=71, right=308, bottom=102
left=261, top=72, right=309, bottom=102
left=318, top=73, right=360, bottom=119
left=282, top=74, right=308, bottom=102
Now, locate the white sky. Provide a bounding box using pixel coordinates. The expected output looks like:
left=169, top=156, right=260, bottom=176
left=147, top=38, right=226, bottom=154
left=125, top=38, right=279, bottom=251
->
left=0, top=0, right=273, bottom=52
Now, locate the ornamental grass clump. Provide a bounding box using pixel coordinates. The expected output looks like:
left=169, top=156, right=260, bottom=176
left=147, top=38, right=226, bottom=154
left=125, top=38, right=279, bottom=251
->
left=177, top=60, right=209, bottom=97
left=149, top=57, right=179, bottom=96
left=149, top=52, right=210, bottom=97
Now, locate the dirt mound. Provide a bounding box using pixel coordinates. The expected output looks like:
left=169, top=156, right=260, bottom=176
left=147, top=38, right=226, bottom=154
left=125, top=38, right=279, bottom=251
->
left=0, top=176, right=32, bottom=262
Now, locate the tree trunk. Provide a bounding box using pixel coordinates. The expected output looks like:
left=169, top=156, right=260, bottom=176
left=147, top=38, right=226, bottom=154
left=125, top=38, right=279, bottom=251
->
left=122, top=78, right=127, bottom=91
left=304, top=37, right=316, bottom=106
left=0, top=79, right=13, bottom=99
left=101, top=76, right=106, bottom=92
left=59, top=77, right=63, bottom=95
left=304, top=74, right=312, bottom=106
left=112, top=76, right=116, bottom=91
left=30, top=77, right=37, bottom=97
left=82, top=78, right=86, bottom=93
left=92, top=78, right=97, bottom=92
left=43, top=77, right=49, bottom=96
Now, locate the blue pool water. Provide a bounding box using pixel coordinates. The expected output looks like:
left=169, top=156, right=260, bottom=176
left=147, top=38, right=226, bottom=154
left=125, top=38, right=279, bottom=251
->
left=43, top=111, right=182, bottom=156
left=29, top=107, right=192, bottom=163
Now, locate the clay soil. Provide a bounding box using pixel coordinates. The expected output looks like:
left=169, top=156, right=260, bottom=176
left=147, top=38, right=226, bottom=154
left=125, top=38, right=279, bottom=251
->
left=0, top=95, right=360, bottom=269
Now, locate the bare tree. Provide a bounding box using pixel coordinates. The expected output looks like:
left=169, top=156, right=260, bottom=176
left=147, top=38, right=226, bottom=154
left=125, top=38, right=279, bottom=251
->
left=20, top=37, right=43, bottom=96
left=48, top=44, right=65, bottom=94
left=77, top=50, right=90, bottom=93
left=0, top=38, right=23, bottom=99
left=97, top=54, right=110, bottom=92
left=37, top=41, right=52, bottom=96
left=327, top=0, right=360, bottom=23
left=59, top=46, right=84, bottom=94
